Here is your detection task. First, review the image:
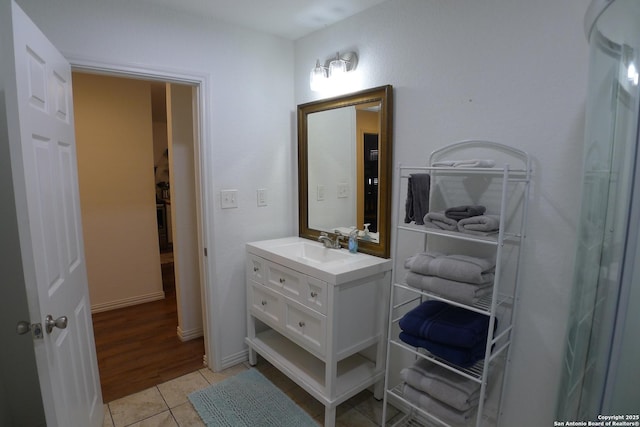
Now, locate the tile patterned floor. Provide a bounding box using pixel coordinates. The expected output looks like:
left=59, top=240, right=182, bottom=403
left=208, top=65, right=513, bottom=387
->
left=102, top=359, right=400, bottom=427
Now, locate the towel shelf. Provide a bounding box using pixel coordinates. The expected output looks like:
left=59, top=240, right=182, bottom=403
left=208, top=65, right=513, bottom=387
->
left=382, top=140, right=531, bottom=427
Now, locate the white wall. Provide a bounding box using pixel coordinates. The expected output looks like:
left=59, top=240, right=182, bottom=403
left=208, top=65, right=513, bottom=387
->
left=17, top=0, right=295, bottom=368
left=295, top=0, right=590, bottom=424
left=167, top=83, right=203, bottom=341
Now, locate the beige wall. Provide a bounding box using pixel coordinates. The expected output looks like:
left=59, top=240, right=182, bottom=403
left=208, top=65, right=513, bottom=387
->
left=73, top=72, right=163, bottom=310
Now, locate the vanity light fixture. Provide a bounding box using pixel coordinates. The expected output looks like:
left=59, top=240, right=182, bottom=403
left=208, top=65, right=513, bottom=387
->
left=309, top=51, right=358, bottom=91
left=310, top=59, right=327, bottom=92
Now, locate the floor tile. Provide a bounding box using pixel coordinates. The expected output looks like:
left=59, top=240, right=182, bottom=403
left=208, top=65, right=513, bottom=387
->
left=336, top=407, right=379, bottom=427
left=198, top=364, right=247, bottom=385
left=353, top=393, right=399, bottom=425
left=170, top=402, right=205, bottom=427
left=109, top=387, right=168, bottom=427
left=285, top=387, right=325, bottom=419
left=255, top=363, right=299, bottom=392
left=103, top=404, right=114, bottom=427
left=157, top=371, right=209, bottom=408
left=126, top=410, right=177, bottom=427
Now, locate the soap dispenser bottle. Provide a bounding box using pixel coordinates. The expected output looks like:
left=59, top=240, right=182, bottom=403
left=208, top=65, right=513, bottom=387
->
left=348, top=227, right=358, bottom=253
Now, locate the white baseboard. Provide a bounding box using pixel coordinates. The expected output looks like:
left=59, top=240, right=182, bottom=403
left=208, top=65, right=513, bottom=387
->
left=177, top=326, right=204, bottom=342
left=221, top=349, right=249, bottom=370
left=91, top=291, right=165, bottom=313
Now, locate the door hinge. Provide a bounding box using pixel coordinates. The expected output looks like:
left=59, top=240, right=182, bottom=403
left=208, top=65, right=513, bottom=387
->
left=16, top=321, right=44, bottom=339
left=204, top=247, right=208, bottom=257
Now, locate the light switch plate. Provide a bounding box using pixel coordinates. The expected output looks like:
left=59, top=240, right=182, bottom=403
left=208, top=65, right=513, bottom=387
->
left=337, top=183, right=349, bottom=198
left=317, top=184, right=325, bottom=201
left=220, top=189, right=238, bottom=209
left=257, top=189, right=267, bottom=207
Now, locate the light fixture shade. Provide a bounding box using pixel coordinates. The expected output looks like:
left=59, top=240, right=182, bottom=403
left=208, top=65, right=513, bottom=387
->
left=310, top=59, right=327, bottom=91
left=329, top=52, right=347, bottom=78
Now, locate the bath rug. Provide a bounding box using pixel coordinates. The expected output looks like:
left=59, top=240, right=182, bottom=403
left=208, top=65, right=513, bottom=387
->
left=188, top=368, right=317, bottom=427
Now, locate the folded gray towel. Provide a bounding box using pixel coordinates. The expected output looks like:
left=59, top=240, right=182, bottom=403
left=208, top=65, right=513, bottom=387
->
left=400, top=358, right=481, bottom=411
left=402, top=383, right=475, bottom=425
left=445, top=205, right=486, bottom=220
left=423, top=211, right=458, bottom=231
left=457, top=215, right=500, bottom=235
left=404, top=174, right=431, bottom=225
left=405, top=272, right=493, bottom=305
left=405, top=252, right=495, bottom=285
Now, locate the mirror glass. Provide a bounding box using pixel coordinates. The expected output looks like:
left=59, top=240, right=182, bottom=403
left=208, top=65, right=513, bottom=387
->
left=298, top=85, right=393, bottom=258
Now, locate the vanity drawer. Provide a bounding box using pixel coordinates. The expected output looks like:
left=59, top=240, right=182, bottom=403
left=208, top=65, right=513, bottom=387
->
left=248, top=282, right=282, bottom=328
left=247, top=255, right=266, bottom=284
left=265, top=260, right=328, bottom=315
left=303, top=276, right=327, bottom=314
left=284, top=300, right=326, bottom=357
left=265, top=261, right=305, bottom=300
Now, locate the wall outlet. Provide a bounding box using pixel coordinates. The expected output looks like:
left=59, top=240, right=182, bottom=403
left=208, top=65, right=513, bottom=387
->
left=220, top=189, right=238, bottom=209
left=257, top=189, right=267, bottom=207
left=317, top=184, right=325, bottom=201
left=337, top=182, right=349, bottom=198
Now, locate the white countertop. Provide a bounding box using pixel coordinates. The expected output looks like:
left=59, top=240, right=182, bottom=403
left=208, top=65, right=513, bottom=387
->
left=246, top=236, right=392, bottom=285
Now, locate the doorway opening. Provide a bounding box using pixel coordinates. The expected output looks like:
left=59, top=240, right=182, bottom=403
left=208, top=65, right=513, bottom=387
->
left=71, top=71, right=209, bottom=402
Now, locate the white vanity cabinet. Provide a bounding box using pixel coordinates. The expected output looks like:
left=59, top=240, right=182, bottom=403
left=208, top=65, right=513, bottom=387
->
left=245, top=237, right=392, bottom=427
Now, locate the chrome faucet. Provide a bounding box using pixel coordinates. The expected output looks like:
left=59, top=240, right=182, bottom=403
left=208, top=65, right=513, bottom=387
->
left=318, top=232, right=344, bottom=249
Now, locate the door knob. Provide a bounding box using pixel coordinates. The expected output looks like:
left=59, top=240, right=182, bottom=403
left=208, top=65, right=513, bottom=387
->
left=45, top=315, right=68, bottom=334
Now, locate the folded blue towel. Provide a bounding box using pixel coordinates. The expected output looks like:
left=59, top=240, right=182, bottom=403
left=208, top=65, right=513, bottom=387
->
left=399, top=332, right=487, bottom=368
left=399, top=300, right=490, bottom=348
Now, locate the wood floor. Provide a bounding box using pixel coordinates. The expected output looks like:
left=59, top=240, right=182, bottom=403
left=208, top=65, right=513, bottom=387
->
left=92, top=261, right=205, bottom=403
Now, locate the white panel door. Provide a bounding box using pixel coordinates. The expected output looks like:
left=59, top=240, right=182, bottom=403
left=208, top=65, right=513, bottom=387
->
left=1, top=2, right=103, bottom=426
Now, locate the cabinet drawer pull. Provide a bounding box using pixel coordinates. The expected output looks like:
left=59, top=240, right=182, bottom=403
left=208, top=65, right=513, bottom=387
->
left=253, top=266, right=259, bottom=272
left=298, top=321, right=305, bottom=327
left=310, top=291, right=318, bottom=298
left=279, top=278, right=286, bottom=283
left=261, top=300, right=267, bottom=306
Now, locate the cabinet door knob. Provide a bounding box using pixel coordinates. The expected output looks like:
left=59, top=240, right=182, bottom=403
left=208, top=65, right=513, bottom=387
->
left=279, top=278, right=285, bottom=283
left=310, top=291, right=318, bottom=298
left=253, top=266, right=259, bottom=272
left=261, top=300, right=267, bottom=306
left=298, top=321, right=305, bottom=327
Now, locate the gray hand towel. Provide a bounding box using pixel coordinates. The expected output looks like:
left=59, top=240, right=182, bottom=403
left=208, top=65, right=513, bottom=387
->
left=405, top=272, right=493, bottom=305
left=402, top=383, right=475, bottom=425
left=405, top=252, right=495, bottom=285
left=423, top=211, right=458, bottom=231
left=404, top=174, right=430, bottom=225
left=457, top=215, right=500, bottom=235
left=400, top=358, right=481, bottom=411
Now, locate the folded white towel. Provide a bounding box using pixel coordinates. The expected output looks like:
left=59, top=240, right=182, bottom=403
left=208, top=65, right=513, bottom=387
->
left=432, top=159, right=496, bottom=168
left=401, top=358, right=481, bottom=411
left=423, top=211, right=458, bottom=231
left=405, top=252, right=495, bottom=285
left=405, top=272, right=493, bottom=305
left=402, top=383, right=476, bottom=425
left=457, top=215, right=500, bottom=235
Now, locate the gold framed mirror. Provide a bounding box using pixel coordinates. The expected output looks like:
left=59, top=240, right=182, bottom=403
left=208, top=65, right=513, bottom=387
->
left=298, top=85, right=393, bottom=258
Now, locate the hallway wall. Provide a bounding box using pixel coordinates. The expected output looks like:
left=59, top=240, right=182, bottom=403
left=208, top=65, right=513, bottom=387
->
left=73, top=72, right=164, bottom=310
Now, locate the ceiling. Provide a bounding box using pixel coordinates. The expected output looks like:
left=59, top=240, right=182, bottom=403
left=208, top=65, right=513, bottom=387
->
left=137, top=0, right=388, bottom=40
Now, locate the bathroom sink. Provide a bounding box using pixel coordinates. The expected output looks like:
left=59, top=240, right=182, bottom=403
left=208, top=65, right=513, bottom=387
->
left=268, top=241, right=357, bottom=265
left=246, top=237, right=392, bottom=285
